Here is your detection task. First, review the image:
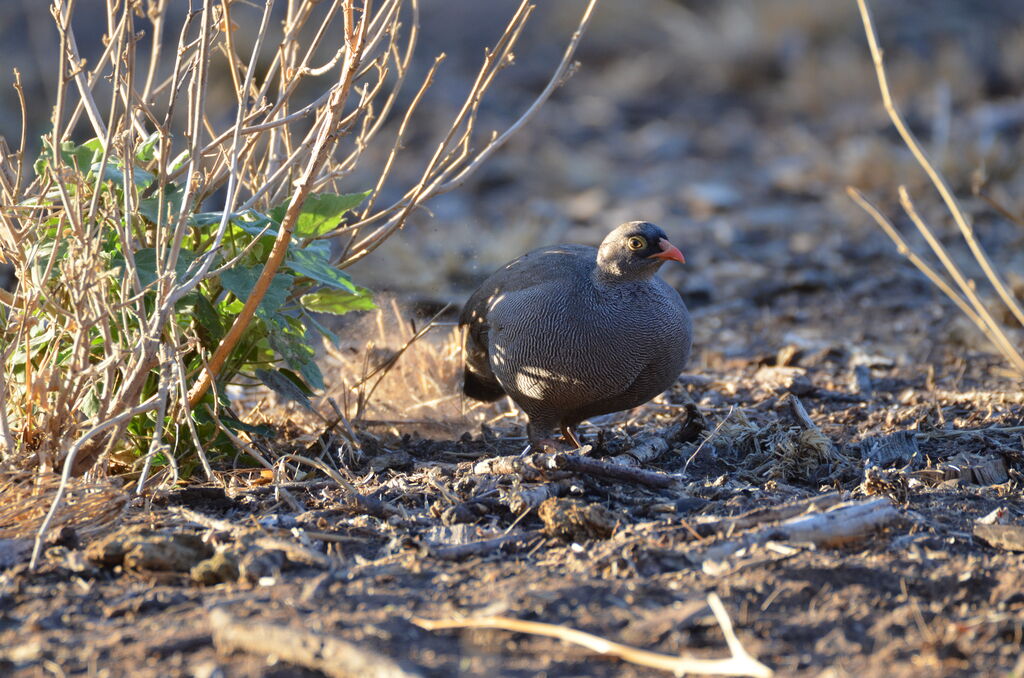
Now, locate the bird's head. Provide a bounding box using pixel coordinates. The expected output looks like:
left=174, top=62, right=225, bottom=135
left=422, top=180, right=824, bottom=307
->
left=596, top=221, right=685, bottom=280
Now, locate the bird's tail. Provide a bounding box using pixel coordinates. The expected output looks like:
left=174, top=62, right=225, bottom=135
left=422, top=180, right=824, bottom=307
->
left=462, top=367, right=506, bottom=402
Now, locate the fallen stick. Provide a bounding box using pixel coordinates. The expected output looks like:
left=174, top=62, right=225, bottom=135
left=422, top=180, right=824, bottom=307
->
left=429, top=529, right=543, bottom=561
left=608, top=430, right=673, bottom=467
left=785, top=394, right=818, bottom=432
left=534, top=452, right=684, bottom=490
left=501, top=480, right=575, bottom=513
left=606, top=426, right=679, bottom=467
left=412, top=593, right=772, bottom=678
left=695, top=492, right=845, bottom=537
left=209, top=608, right=422, bottom=678
left=474, top=451, right=683, bottom=490
left=697, top=498, right=899, bottom=565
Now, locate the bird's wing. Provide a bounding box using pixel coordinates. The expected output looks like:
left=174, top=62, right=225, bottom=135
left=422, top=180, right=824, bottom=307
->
left=458, top=245, right=595, bottom=401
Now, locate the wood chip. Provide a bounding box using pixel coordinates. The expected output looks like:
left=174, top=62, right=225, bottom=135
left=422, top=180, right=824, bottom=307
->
left=973, top=523, right=1024, bottom=552
left=860, top=430, right=919, bottom=467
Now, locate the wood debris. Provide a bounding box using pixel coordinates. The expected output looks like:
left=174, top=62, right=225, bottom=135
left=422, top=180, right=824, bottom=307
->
left=973, top=523, right=1024, bottom=552
left=695, top=498, right=900, bottom=566
left=413, top=593, right=773, bottom=677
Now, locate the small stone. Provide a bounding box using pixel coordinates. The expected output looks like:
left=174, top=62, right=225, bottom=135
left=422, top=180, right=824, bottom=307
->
left=238, top=549, right=286, bottom=583
left=191, top=550, right=240, bottom=586
left=682, top=182, right=742, bottom=216
left=538, top=498, right=617, bottom=542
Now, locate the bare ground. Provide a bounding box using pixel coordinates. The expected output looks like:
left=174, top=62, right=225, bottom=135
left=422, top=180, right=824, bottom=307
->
left=4, top=1, right=1024, bottom=676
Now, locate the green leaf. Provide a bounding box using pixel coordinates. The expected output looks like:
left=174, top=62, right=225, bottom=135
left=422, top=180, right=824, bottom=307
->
left=296, top=360, right=324, bottom=392
left=169, top=149, right=190, bottom=173
left=94, top=161, right=155, bottom=189
left=263, top=314, right=325, bottom=391
left=30, top=236, right=68, bottom=281
left=254, top=368, right=315, bottom=411
left=274, top=368, right=312, bottom=396
left=234, top=215, right=279, bottom=238
left=190, top=212, right=227, bottom=227
left=138, top=183, right=185, bottom=225
left=135, top=131, right=161, bottom=164
left=302, top=310, right=342, bottom=347
left=34, top=137, right=103, bottom=176
left=179, top=292, right=223, bottom=350
left=220, top=267, right=294, bottom=319
left=114, top=248, right=197, bottom=289
left=285, top=247, right=356, bottom=292
left=219, top=415, right=276, bottom=438
left=264, top=316, right=323, bottom=390
left=269, top=191, right=370, bottom=238
left=301, top=286, right=375, bottom=315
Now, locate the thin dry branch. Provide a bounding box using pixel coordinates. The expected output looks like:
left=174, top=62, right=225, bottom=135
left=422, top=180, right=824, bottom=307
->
left=695, top=492, right=845, bottom=538
left=846, top=187, right=988, bottom=331
left=850, top=0, right=1024, bottom=376
left=4, top=0, right=601, bottom=502
left=412, top=593, right=773, bottom=678
left=856, top=0, right=1024, bottom=327
left=696, top=498, right=900, bottom=566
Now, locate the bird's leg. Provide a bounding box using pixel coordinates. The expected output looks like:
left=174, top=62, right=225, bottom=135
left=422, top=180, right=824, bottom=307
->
left=535, top=438, right=574, bottom=453
left=528, top=420, right=575, bottom=453
left=560, top=425, right=581, bottom=450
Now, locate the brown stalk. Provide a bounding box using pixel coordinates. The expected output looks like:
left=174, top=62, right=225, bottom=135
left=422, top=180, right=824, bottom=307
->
left=851, top=0, right=1024, bottom=376
left=413, top=594, right=772, bottom=678
left=187, top=1, right=370, bottom=406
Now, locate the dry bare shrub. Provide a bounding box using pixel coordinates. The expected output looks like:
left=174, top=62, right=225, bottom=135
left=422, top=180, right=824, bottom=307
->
left=848, top=0, right=1024, bottom=379
left=0, top=0, right=597, bottom=486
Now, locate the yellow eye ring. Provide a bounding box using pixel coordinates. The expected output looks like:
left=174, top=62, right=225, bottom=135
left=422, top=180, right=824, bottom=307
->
left=627, top=236, right=646, bottom=251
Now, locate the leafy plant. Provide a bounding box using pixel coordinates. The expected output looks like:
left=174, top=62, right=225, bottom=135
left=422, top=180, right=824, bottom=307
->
left=0, top=0, right=598, bottom=488
left=16, top=133, right=374, bottom=466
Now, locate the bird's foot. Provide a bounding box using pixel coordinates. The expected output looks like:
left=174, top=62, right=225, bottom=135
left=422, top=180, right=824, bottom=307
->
left=536, top=438, right=577, bottom=454
left=534, top=437, right=586, bottom=454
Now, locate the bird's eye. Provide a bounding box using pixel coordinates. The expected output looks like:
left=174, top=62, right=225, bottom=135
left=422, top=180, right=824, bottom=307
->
left=627, top=236, right=646, bottom=251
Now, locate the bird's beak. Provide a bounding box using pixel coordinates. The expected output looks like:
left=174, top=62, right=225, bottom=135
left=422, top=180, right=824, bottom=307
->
left=648, top=238, right=685, bottom=263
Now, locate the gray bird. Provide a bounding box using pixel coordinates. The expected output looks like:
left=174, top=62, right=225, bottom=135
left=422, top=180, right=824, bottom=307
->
left=460, top=221, right=692, bottom=450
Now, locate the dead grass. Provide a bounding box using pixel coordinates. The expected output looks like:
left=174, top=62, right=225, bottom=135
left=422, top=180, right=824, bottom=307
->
left=699, top=407, right=852, bottom=484
left=321, top=302, right=508, bottom=438
left=0, top=473, right=126, bottom=541
left=849, top=0, right=1024, bottom=379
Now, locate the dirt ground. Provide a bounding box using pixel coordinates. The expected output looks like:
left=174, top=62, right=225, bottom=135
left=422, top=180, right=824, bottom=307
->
left=4, top=1, right=1024, bottom=676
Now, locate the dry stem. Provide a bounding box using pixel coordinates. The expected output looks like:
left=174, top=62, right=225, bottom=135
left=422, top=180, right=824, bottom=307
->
left=849, top=0, right=1024, bottom=376
left=412, top=594, right=773, bottom=677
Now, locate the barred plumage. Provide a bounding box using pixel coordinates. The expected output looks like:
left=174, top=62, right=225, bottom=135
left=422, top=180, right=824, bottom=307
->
left=459, top=222, right=692, bottom=447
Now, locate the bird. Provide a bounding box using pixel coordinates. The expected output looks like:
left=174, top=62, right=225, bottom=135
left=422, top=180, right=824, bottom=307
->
left=459, top=221, right=692, bottom=451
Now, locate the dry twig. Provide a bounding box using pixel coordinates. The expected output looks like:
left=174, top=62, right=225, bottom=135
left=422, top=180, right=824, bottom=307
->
left=849, top=0, right=1024, bottom=375
left=696, top=497, right=900, bottom=566
left=412, top=593, right=773, bottom=677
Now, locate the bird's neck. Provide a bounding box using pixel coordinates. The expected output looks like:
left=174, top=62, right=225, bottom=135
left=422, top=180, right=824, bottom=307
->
left=591, top=265, right=656, bottom=287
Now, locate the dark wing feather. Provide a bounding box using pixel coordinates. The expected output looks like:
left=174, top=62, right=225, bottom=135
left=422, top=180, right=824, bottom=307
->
left=458, top=245, right=595, bottom=402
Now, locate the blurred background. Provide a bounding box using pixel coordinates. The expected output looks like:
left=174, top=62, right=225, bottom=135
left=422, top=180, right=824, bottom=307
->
left=4, top=0, right=1024, bottom=386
